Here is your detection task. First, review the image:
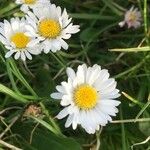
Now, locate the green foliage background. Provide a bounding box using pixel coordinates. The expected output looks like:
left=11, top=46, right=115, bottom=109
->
left=0, top=0, right=150, bottom=150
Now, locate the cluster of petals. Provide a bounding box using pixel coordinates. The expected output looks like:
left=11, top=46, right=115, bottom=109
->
left=119, top=6, right=142, bottom=29
left=51, top=64, right=121, bottom=134
left=0, top=0, right=80, bottom=61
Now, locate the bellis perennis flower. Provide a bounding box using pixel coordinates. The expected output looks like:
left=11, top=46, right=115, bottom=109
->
left=51, top=64, right=121, bottom=134
left=25, top=4, right=80, bottom=53
left=0, top=18, right=41, bottom=61
left=15, top=0, right=50, bottom=12
left=119, top=6, right=142, bottom=29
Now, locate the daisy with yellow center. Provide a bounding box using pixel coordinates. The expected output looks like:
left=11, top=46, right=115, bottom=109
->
left=26, top=4, right=80, bottom=53
left=119, top=6, right=142, bottom=29
left=15, top=0, right=50, bottom=12
left=51, top=64, right=121, bottom=134
left=0, top=18, right=41, bottom=61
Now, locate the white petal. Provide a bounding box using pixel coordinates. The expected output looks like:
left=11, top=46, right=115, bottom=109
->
left=66, top=67, right=76, bottom=80
left=11, top=18, right=20, bottom=31
left=42, top=40, right=52, bottom=53
left=4, top=20, right=12, bottom=39
left=56, top=85, right=66, bottom=93
left=28, top=47, right=42, bottom=55
left=59, top=39, right=68, bottom=50
left=63, top=23, right=80, bottom=34
left=21, top=5, right=29, bottom=13
left=65, top=114, right=74, bottom=128
left=21, top=51, right=26, bottom=61
left=14, top=51, right=20, bottom=60
left=61, top=81, right=73, bottom=95
left=51, top=92, right=63, bottom=99
left=100, top=100, right=121, bottom=106
left=25, top=51, right=32, bottom=60
left=5, top=51, right=15, bottom=58
left=87, top=64, right=101, bottom=85
left=61, top=95, right=72, bottom=106
left=27, top=39, right=40, bottom=47
left=56, top=107, right=70, bottom=119
left=99, top=104, right=118, bottom=116
left=118, top=21, right=125, bottom=27
left=76, top=64, right=87, bottom=85
left=51, top=39, right=61, bottom=52
left=0, top=35, right=8, bottom=45
left=93, top=69, right=110, bottom=89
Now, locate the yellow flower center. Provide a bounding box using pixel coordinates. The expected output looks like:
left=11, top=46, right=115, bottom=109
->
left=11, top=32, right=30, bottom=49
left=24, top=0, right=36, bottom=4
left=129, top=12, right=137, bottom=22
left=38, top=19, right=61, bottom=38
left=74, top=85, right=98, bottom=110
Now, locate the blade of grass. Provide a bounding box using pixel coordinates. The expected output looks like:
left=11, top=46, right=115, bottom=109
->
left=120, top=108, right=127, bottom=150
left=70, top=13, right=117, bottom=20
left=8, top=59, right=38, bottom=98
left=110, top=46, right=150, bottom=52
left=122, top=92, right=143, bottom=107
left=30, top=116, right=64, bottom=137
left=0, top=84, right=28, bottom=103
left=135, top=100, right=150, bottom=122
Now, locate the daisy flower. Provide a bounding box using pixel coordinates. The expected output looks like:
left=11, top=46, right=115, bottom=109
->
left=15, top=0, right=50, bottom=12
left=25, top=4, right=80, bottom=53
left=51, top=64, right=121, bottom=134
left=119, top=6, right=142, bottom=29
left=0, top=18, right=41, bottom=61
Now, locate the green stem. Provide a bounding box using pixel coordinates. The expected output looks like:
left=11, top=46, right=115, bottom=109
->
left=9, top=59, right=38, bottom=98
left=6, top=61, right=20, bottom=94
left=114, top=54, right=150, bottom=79
left=144, top=0, right=149, bottom=45
left=39, top=102, right=63, bottom=136
left=50, top=52, right=66, bottom=68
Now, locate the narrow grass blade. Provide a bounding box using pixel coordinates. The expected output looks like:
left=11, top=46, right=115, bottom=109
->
left=110, top=46, right=150, bottom=52
left=70, top=13, right=116, bottom=20
left=0, top=84, right=28, bottom=103
left=30, top=116, right=64, bottom=137
left=135, top=100, right=150, bottom=122
left=122, top=92, right=143, bottom=107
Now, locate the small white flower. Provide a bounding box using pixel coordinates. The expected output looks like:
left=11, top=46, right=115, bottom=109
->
left=15, top=0, right=50, bottom=12
left=25, top=4, right=80, bottom=53
left=119, top=6, right=142, bottom=29
left=0, top=18, right=42, bottom=61
left=51, top=64, right=121, bottom=134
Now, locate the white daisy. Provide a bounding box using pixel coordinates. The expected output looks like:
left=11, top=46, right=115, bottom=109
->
left=119, top=6, right=142, bottom=29
left=0, top=18, right=42, bottom=61
left=25, top=4, right=80, bottom=53
left=15, top=0, right=50, bottom=13
left=51, top=64, right=121, bottom=134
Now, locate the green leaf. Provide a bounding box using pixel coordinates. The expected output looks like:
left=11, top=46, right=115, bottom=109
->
left=31, top=130, right=82, bottom=150
left=12, top=122, right=82, bottom=150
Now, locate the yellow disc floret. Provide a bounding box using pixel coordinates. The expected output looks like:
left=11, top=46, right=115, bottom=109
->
left=38, top=19, right=61, bottom=38
left=74, top=84, right=98, bottom=110
left=11, top=32, right=30, bottom=49
left=129, top=12, right=137, bottom=22
left=24, top=0, right=36, bottom=4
